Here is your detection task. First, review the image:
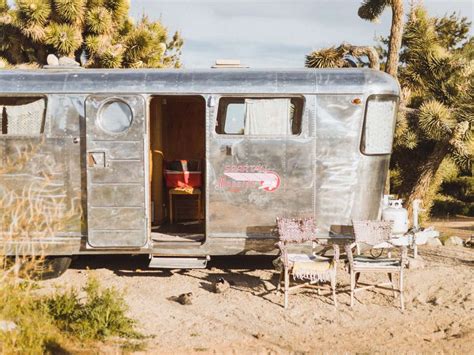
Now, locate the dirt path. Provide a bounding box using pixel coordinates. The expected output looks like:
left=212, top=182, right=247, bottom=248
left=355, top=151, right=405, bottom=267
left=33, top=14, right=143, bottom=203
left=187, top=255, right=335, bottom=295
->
left=42, top=245, right=474, bottom=354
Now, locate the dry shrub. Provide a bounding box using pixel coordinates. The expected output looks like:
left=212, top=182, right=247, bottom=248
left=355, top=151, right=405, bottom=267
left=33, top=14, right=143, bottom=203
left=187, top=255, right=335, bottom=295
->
left=0, top=276, right=68, bottom=354
left=44, top=276, right=141, bottom=341
left=0, top=271, right=142, bottom=353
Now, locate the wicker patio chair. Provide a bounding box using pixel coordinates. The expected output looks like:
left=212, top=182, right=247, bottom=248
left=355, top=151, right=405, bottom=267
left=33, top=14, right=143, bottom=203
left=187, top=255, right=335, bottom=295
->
left=346, top=220, right=408, bottom=310
left=276, top=217, right=339, bottom=309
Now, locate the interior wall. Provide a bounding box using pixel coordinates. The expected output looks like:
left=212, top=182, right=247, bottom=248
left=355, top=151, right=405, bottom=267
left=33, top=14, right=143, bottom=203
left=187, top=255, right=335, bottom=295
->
left=150, top=99, right=164, bottom=224
left=163, top=97, right=205, bottom=161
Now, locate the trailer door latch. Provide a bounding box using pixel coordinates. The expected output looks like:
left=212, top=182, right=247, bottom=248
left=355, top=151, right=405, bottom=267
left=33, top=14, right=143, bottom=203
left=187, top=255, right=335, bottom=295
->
left=88, top=152, right=106, bottom=168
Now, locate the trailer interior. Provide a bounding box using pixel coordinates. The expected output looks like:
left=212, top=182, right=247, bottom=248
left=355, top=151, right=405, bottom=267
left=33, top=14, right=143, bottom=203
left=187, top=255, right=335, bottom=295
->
left=149, top=96, right=206, bottom=244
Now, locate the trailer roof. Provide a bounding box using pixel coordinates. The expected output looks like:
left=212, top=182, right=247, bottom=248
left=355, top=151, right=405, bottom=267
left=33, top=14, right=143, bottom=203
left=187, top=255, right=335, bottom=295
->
left=0, top=68, right=399, bottom=95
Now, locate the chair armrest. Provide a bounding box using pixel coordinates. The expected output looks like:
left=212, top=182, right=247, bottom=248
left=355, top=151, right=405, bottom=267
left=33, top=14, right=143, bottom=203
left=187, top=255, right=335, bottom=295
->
left=383, top=242, right=409, bottom=265
left=332, top=244, right=340, bottom=263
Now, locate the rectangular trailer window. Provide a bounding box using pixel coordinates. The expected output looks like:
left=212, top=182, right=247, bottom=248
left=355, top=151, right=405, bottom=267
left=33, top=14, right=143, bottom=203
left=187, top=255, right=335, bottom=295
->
left=0, top=97, right=46, bottom=136
left=216, top=97, right=303, bottom=136
left=361, top=95, right=398, bottom=155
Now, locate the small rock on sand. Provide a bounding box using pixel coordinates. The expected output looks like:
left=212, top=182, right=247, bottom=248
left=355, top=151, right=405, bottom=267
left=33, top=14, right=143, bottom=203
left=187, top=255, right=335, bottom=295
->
left=176, top=292, right=193, bottom=305
left=213, top=278, right=230, bottom=293
left=445, top=321, right=461, bottom=338
left=443, top=236, right=464, bottom=247
left=408, top=256, right=425, bottom=269
left=426, top=237, right=442, bottom=247
left=414, top=294, right=427, bottom=305
left=430, top=296, right=443, bottom=306
left=431, top=329, right=445, bottom=341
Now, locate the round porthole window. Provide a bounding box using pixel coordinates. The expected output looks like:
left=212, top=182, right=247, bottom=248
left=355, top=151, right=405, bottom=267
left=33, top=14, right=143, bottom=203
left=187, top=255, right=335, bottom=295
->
left=98, top=100, right=133, bottom=133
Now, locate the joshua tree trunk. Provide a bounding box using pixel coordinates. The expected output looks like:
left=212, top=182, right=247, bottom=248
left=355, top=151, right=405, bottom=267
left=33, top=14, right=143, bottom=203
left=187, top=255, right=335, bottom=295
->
left=406, top=143, right=449, bottom=217
left=385, top=0, right=404, bottom=77
left=384, top=0, right=404, bottom=193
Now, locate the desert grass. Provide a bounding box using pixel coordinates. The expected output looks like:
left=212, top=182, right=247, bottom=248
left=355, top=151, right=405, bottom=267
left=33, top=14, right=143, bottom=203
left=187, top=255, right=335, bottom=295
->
left=0, top=267, right=142, bottom=353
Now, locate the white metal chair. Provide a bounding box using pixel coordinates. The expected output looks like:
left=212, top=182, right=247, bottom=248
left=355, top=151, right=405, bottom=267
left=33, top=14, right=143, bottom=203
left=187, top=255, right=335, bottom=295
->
left=276, top=217, right=339, bottom=309
left=346, top=220, right=408, bottom=310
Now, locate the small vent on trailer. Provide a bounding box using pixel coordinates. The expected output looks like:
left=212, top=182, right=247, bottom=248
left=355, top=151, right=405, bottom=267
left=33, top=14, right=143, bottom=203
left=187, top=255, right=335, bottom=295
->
left=211, top=59, right=249, bottom=69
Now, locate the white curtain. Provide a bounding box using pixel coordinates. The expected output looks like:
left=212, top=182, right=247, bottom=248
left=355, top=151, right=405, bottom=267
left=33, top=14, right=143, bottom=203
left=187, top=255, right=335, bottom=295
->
left=244, top=98, right=292, bottom=135
left=4, top=99, right=45, bottom=135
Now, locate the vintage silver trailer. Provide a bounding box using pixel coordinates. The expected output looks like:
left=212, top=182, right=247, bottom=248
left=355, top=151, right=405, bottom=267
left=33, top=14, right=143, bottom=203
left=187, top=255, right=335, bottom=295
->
left=0, top=68, right=399, bottom=271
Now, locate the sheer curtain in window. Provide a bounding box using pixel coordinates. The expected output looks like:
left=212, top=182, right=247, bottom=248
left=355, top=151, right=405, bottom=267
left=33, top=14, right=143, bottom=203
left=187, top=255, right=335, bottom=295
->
left=244, top=98, right=292, bottom=135
left=4, top=99, right=45, bottom=135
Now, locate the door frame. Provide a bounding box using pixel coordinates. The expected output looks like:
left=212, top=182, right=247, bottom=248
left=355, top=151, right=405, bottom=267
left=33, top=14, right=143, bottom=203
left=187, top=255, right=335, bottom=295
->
left=147, top=94, right=208, bottom=239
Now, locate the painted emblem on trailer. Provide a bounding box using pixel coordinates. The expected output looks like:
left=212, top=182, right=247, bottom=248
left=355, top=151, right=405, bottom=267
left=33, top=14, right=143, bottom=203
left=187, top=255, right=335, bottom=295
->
left=223, top=171, right=281, bottom=192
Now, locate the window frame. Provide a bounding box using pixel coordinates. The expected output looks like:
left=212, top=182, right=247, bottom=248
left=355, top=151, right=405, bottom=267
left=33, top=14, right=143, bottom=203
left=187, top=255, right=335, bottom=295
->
left=214, top=95, right=305, bottom=137
left=0, top=95, right=47, bottom=137
left=96, top=97, right=135, bottom=135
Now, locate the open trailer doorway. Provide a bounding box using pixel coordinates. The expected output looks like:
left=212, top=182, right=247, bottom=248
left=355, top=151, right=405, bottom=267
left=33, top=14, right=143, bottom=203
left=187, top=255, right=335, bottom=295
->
left=149, top=95, right=206, bottom=245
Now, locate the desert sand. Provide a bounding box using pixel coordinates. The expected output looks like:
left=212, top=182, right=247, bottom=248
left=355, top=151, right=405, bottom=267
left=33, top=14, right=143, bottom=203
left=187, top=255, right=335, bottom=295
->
left=41, top=242, right=474, bottom=354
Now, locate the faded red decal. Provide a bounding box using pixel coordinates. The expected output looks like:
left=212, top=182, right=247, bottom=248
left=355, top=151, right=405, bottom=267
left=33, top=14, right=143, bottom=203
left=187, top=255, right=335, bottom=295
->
left=217, top=165, right=281, bottom=192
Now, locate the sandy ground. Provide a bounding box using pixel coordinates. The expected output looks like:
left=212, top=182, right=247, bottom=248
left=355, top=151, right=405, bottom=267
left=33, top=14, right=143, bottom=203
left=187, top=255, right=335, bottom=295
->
left=41, top=242, right=474, bottom=354
left=429, top=216, right=474, bottom=239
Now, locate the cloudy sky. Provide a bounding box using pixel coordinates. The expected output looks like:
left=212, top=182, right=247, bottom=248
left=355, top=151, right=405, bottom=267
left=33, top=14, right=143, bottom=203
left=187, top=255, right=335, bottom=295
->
left=130, top=0, right=473, bottom=68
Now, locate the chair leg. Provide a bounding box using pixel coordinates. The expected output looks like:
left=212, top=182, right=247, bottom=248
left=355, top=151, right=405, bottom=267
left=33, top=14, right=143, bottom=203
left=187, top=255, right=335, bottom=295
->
left=350, top=271, right=355, bottom=307
left=284, top=266, right=289, bottom=309
left=169, top=193, right=173, bottom=224
left=399, top=269, right=405, bottom=311
left=355, top=272, right=360, bottom=288
left=331, top=274, right=337, bottom=308
left=388, top=273, right=396, bottom=298
left=276, top=271, right=283, bottom=292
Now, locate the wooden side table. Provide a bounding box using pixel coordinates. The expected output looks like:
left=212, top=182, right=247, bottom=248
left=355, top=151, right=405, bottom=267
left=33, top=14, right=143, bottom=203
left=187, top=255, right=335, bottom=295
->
left=169, top=188, right=202, bottom=223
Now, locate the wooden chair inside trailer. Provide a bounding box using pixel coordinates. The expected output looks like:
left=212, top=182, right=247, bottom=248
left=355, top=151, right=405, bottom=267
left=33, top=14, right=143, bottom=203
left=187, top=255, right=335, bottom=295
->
left=275, top=217, right=339, bottom=309
left=346, top=220, right=407, bottom=310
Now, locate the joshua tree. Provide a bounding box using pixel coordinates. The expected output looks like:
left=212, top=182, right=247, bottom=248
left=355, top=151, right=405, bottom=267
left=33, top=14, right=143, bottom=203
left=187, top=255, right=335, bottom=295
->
left=358, top=0, right=404, bottom=77
left=306, top=6, right=472, bottom=216
left=306, top=1, right=403, bottom=76
left=393, top=6, right=473, bottom=214
left=0, top=0, right=183, bottom=68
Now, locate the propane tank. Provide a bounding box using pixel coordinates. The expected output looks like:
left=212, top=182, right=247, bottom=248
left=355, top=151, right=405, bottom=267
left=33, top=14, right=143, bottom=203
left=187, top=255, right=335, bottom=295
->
left=382, top=199, right=409, bottom=235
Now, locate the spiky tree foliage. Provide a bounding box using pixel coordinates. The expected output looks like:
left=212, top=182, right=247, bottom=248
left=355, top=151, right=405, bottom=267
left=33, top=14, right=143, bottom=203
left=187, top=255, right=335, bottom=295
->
left=54, top=0, right=85, bottom=23
left=391, top=6, right=473, bottom=215
left=305, top=43, right=379, bottom=69
left=306, top=46, right=347, bottom=68
left=45, top=22, right=82, bottom=56
left=0, top=0, right=183, bottom=68
left=86, top=6, right=112, bottom=34
left=435, top=13, right=471, bottom=50
left=358, top=0, right=404, bottom=77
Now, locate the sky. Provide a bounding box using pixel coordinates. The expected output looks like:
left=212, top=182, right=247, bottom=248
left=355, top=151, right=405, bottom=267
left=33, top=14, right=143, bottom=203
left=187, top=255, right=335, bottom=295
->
left=130, top=0, right=473, bottom=68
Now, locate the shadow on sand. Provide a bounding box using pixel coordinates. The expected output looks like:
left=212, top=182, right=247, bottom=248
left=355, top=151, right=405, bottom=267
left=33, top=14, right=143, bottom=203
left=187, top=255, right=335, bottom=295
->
left=69, top=255, right=341, bottom=306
